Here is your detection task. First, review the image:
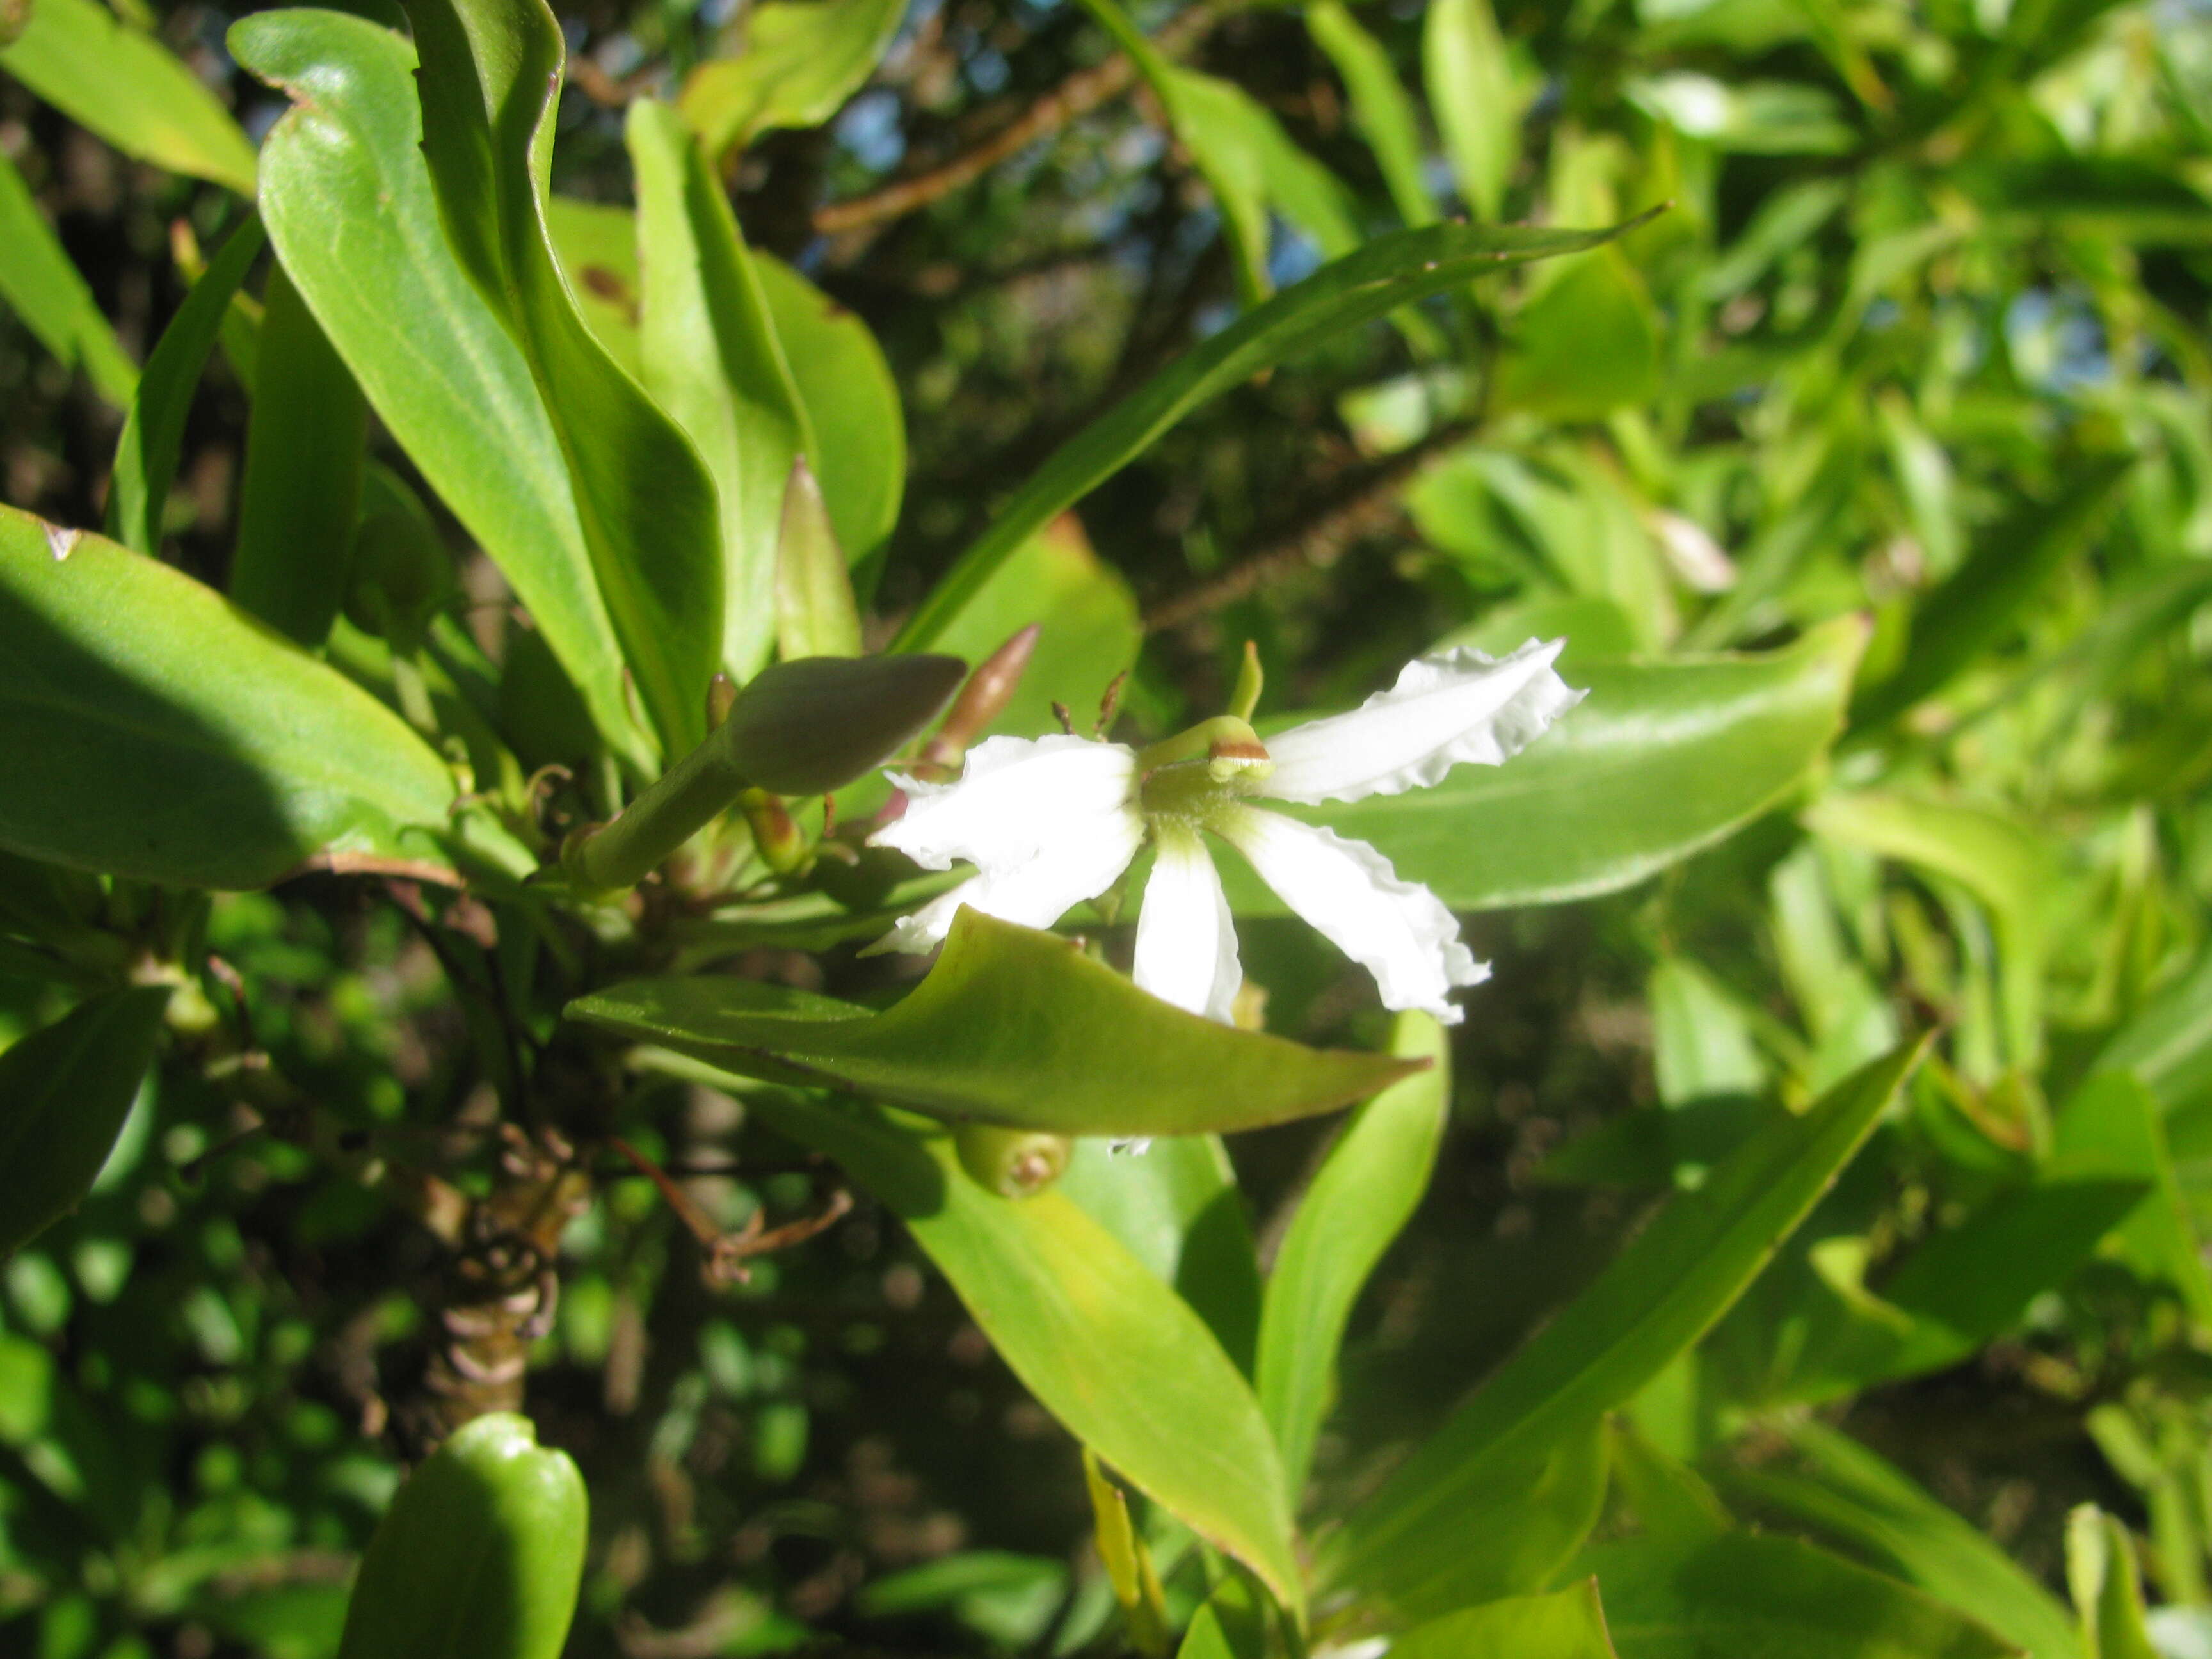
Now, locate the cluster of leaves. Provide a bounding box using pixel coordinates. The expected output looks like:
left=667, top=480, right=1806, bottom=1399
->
left=2, top=0, right=2211, bottom=1652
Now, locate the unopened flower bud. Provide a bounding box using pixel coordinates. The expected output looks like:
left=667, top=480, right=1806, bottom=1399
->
left=922, top=625, right=1041, bottom=771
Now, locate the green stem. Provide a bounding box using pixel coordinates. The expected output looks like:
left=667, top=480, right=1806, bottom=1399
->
left=562, top=724, right=753, bottom=892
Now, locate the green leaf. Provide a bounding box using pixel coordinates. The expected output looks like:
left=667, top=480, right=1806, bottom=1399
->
left=573, top=910, right=1418, bottom=1137
left=1233, top=618, right=1865, bottom=916
left=401, top=0, right=723, bottom=757
left=1650, top=958, right=1767, bottom=1107
left=1850, top=456, right=2134, bottom=731
left=709, top=1084, right=1304, bottom=1616
left=894, top=216, right=1652, bottom=654
left=0, top=507, right=458, bottom=888
left=1587, top=1530, right=2016, bottom=1658
left=629, top=97, right=813, bottom=680
left=1492, top=249, right=1662, bottom=421
left=1423, top=0, right=1519, bottom=220
left=751, top=255, right=904, bottom=564
left=775, top=460, right=864, bottom=660
left=926, top=514, right=1141, bottom=741
left=0, top=988, right=170, bottom=1260
left=679, top=0, right=904, bottom=161
left=1057, top=1134, right=1262, bottom=1376
left=2067, top=1507, right=2161, bottom=1659
left=1719, top=1422, right=2080, bottom=1659
left=227, top=257, right=369, bottom=649
left=0, top=0, right=257, bottom=194
left=2051, top=1072, right=2212, bottom=1324
left=1805, top=790, right=2056, bottom=1067
left=0, top=147, right=136, bottom=405
left=1391, top=1581, right=1621, bottom=1659
left=1308, top=0, right=1437, bottom=230
left=2096, top=943, right=2212, bottom=1117
left=1257, top=1011, right=1449, bottom=1496
left=106, top=212, right=265, bottom=558
left=1314, top=1039, right=1926, bottom=1622
left=336, top=1412, right=586, bottom=1659
left=232, top=10, right=652, bottom=773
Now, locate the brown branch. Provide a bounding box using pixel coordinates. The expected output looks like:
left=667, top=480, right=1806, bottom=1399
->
left=811, top=4, right=1220, bottom=236
left=1142, top=424, right=1474, bottom=632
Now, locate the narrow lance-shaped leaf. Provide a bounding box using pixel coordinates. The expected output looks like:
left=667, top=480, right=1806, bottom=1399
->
left=1308, top=0, right=1438, bottom=230
left=401, top=0, right=724, bottom=756
left=1315, top=1038, right=1929, bottom=1623
left=0, top=988, right=171, bottom=1261
left=228, top=257, right=369, bottom=649
left=1228, top=618, right=1865, bottom=916
left=0, top=506, right=458, bottom=888
left=0, top=148, right=136, bottom=406
left=685, top=1078, right=1305, bottom=1617
left=230, top=11, right=653, bottom=774
left=0, top=0, right=257, bottom=195
left=570, top=908, right=1419, bottom=1139
left=107, top=213, right=265, bottom=558
left=776, top=459, right=863, bottom=660
left=629, top=97, right=815, bottom=680
left=893, top=215, right=1655, bottom=653
left=1423, top=0, right=1519, bottom=220
left=1257, top=1011, right=1449, bottom=1495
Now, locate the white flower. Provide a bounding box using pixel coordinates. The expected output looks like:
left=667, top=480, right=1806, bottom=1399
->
left=866, top=639, right=1585, bottom=1028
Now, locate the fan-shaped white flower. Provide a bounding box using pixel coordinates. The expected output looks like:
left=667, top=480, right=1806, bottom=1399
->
left=867, top=639, right=1584, bottom=1028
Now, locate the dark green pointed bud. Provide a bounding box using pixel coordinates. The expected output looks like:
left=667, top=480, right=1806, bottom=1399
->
left=336, top=1413, right=586, bottom=1659
left=956, top=1123, right=1073, bottom=1199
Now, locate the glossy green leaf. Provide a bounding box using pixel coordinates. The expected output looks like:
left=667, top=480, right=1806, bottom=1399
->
left=0, top=988, right=169, bottom=1260
left=401, top=0, right=723, bottom=756
left=107, top=212, right=264, bottom=558
left=1851, top=456, right=2134, bottom=730
left=711, top=1083, right=1303, bottom=1615
left=0, top=506, right=458, bottom=888
left=926, top=513, right=1141, bottom=741
left=1315, top=1039, right=1926, bottom=1621
left=1257, top=1011, right=1449, bottom=1496
left=1587, top=1530, right=2016, bottom=1658
left=336, top=1412, right=586, bottom=1659
left=1719, top=1422, right=2080, bottom=1659
left=894, top=216, right=1651, bottom=653
left=679, top=0, right=904, bottom=161
left=228, top=257, right=368, bottom=648
left=629, top=96, right=812, bottom=680
left=1391, top=1580, right=1621, bottom=1659
left=1233, top=617, right=1865, bottom=916
left=752, top=255, right=904, bottom=564
left=1058, top=1134, right=1262, bottom=1375
left=1308, top=0, right=1437, bottom=230
left=0, top=148, right=136, bottom=405
left=0, top=0, right=257, bottom=194
left=231, top=10, right=652, bottom=773
left=572, top=908, right=1418, bottom=1137
left=1423, top=0, right=1519, bottom=220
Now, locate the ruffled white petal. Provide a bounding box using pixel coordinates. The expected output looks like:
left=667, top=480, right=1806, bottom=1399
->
left=862, top=813, right=1147, bottom=958
left=1217, top=806, right=1489, bottom=1025
left=872, top=734, right=1142, bottom=874
left=1255, top=639, right=1585, bottom=806
left=1131, top=822, right=1242, bottom=1023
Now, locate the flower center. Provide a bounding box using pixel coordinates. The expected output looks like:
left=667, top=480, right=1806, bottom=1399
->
left=1136, top=715, right=1272, bottom=825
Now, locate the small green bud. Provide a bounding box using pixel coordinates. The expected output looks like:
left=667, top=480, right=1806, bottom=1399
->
left=955, top=1123, right=1073, bottom=1199
left=723, top=654, right=968, bottom=797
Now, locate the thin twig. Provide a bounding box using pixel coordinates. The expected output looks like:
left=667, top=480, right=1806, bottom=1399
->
left=811, top=4, right=1219, bottom=235
left=1142, top=424, right=1474, bottom=632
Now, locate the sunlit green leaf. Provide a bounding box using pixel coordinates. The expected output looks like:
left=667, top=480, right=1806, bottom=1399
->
left=0, top=147, right=136, bottom=406
left=1391, top=1580, right=1621, bottom=1659
left=679, top=0, right=904, bottom=160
